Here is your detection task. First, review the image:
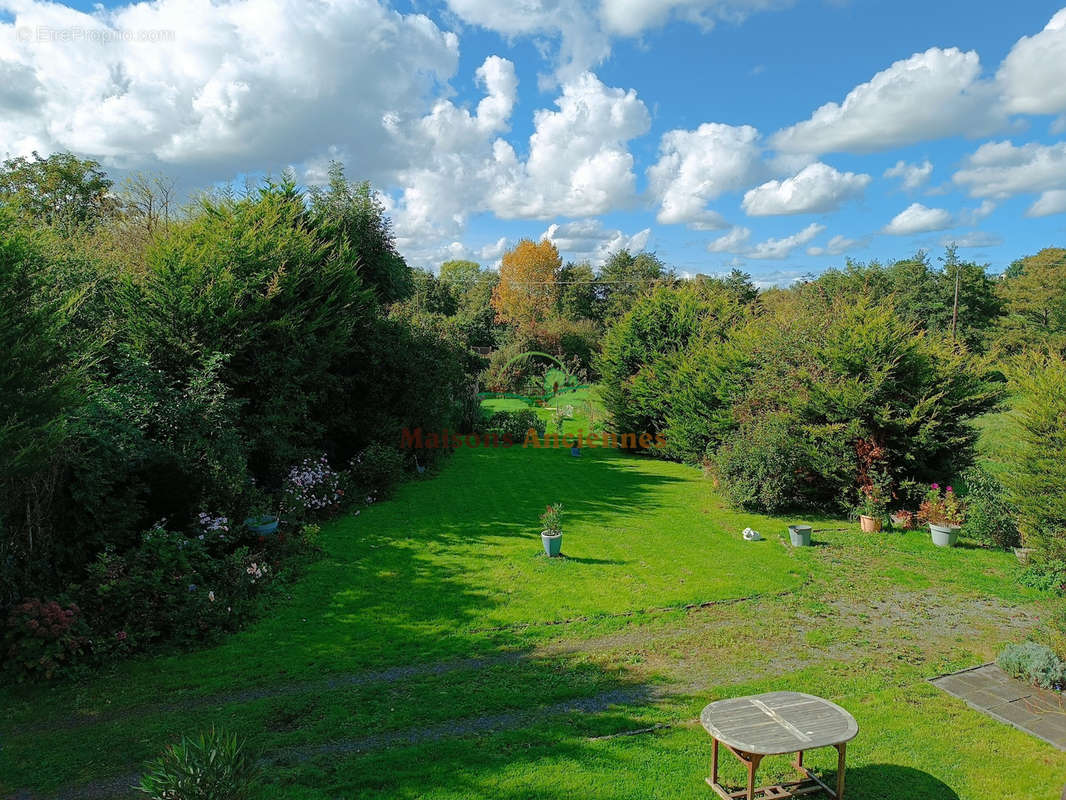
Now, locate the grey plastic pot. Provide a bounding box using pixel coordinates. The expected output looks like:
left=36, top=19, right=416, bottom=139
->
left=541, top=531, right=562, bottom=557
left=788, top=524, right=812, bottom=547
left=929, top=523, right=959, bottom=548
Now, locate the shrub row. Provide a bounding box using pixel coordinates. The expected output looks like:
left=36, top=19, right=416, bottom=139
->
left=598, top=285, right=1001, bottom=515
left=0, top=177, right=473, bottom=679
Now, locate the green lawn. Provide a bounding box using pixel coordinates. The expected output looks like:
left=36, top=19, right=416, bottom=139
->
left=973, top=404, right=1024, bottom=479
left=1, top=407, right=1064, bottom=798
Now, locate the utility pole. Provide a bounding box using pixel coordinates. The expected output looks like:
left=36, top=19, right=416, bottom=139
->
left=951, top=265, right=960, bottom=341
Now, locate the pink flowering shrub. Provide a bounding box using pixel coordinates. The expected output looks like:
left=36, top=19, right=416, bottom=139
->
left=3, top=599, right=91, bottom=681
left=282, top=455, right=345, bottom=521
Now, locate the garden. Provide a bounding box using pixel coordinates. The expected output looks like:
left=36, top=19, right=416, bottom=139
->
left=2, top=154, right=1066, bottom=799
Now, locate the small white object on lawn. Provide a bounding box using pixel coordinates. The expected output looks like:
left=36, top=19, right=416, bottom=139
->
left=742, top=527, right=762, bottom=541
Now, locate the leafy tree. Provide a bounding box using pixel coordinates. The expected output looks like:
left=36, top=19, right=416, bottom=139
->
left=405, top=269, right=458, bottom=316
left=439, top=259, right=481, bottom=287
left=718, top=269, right=759, bottom=305
left=122, top=184, right=351, bottom=482
left=308, top=162, right=413, bottom=304
left=598, top=249, right=673, bottom=321
left=491, top=239, right=561, bottom=329
left=0, top=152, right=118, bottom=233
left=446, top=263, right=501, bottom=349
left=803, top=248, right=1002, bottom=350
left=993, top=248, right=1066, bottom=355
left=556, top=261, right=599, bottom=321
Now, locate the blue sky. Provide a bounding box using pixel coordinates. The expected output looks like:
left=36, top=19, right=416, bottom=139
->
left=2, top=0, right=1065, bottom=281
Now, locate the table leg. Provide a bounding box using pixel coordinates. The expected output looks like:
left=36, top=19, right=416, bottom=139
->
left=835, top=742, right=847, bottom=799
left=794, top=749, right=804, bottom=771
left=746, top=753, right=763, bottom=800
left=712, top=738, right=719, bottom=786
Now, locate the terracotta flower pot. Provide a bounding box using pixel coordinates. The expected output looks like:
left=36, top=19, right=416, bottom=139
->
left=859, top=515, right=882, bottom=533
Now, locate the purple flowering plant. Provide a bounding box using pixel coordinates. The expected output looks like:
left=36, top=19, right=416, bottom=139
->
left=281, top=454, right=345, bottom=521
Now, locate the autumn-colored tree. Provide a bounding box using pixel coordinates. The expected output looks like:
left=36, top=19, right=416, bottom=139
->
left=491, top=239, right=561, bottom=328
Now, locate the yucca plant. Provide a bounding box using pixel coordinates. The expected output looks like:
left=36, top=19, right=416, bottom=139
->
left=137, top=728, right=259, bottom=800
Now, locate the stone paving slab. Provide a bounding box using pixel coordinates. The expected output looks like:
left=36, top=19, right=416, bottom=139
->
left=931, top=663, right=1066, bottom=751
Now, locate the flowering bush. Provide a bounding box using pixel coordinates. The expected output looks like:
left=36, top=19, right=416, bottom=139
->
left=282, top=455, right=344, bottom=521
left=540, top=503, right=563, bottom=535
left=3, top=599, right=91, bottom=681
left=80, top=526, right=261, bottom=654
left=918, top=483, right=967, bottom=526
left=244, top=560, right=268, bottom=584
left=196, top=512, right=234, bottom=550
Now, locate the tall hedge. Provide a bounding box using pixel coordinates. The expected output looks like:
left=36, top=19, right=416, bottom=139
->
left=0, top=211, right=84, bottom=603
left=1, top=180, right=474, bottom=607
left=596, top=285, right=745, bottom=444
left=1004, top=355, right=1066, bottom=558
left=598, top=287, right=1001, bottom=512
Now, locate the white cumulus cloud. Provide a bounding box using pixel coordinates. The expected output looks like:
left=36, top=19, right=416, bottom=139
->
left=1028, top=190, right=1066, bottom=218
left=446, top=0, right=789, bottom=79
left=741, top=162, right=870, bottom=216
left=648, top=122, right=762, bottom=228
left=707, top=226, right=752, bottom=253
left=952, top=140, right=1066, bottom=199
left=958, top=200, right=996, bottom=226
left=747, top=223, right=825, bottom=259
left=771, top=48, right=1001, bottom=155
left=490, top=72, right=651, bottom=218
left=998, top=8, right=1066, bottom=115
left=540, top=218, right=652, bottom=264
left=883, top=203, right=954, bottom=235
left=389, top=68, right=650, bottom=260
left=445, top=0, right=609, bottom=83
left=941, top=231, right=1003, bottom=248
left=0, top=0, right=460, bottom=182
left=807, top=235, right=866, bottom=257
left=884, top=160, right=934, bottom=190
left=599, top=0, right=789, bottom=37
left=708, top=222, right=823, bottom=259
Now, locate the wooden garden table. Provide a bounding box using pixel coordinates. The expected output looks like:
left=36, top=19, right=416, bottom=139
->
left=700, top=692, right=858, bottom=800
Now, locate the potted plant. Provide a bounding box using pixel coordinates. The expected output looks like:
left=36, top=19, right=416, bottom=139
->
left=854, top=486, right=887, bottom=533
left=787, top=524, right=812, bottom=547
left=540, top=503, right=563, bottom=557
left=918, top=483, right=965, bottom=547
